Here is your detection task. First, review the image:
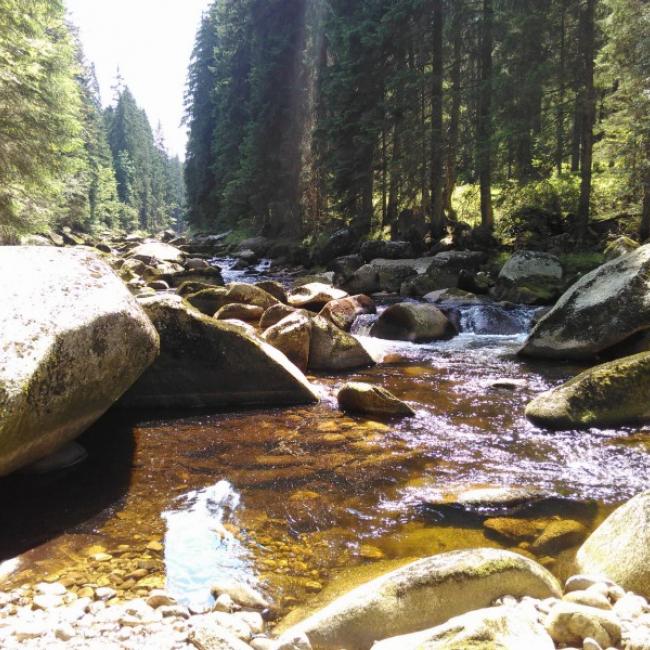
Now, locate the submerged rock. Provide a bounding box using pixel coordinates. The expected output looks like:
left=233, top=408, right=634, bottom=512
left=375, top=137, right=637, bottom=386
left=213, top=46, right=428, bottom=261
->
left=337, top=382, right=414, bottom=418
left=0, top=247, right=159, bottom=476
left=372, top=605, right=555, bottom=650
left=421, top=486, right=549, bottom=515
left=274, top=548, right=561, bottom=650
left=525, top=352, right=650, bottom=429
left=370, top=303, right=454, bottom=343
left=121, top=294, right=318, bottom=408
left=520, top=244, right=650, bottom=360
left=577, top=490, right=650, bottom=598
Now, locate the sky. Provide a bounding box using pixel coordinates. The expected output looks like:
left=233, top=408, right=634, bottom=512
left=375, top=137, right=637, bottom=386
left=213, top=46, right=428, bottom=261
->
left=65, top=0, right=211, bottom=158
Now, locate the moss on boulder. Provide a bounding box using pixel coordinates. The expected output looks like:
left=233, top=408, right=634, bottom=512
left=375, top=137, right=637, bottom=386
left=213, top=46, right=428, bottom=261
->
left=525, top=352, right=650, bottom=429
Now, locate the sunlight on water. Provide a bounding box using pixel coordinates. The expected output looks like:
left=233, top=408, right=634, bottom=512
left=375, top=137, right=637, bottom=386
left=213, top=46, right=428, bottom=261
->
left=162, top=481, right=254, bottom=611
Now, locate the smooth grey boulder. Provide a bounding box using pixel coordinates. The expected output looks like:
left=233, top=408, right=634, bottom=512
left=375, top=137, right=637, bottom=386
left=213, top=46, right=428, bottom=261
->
left=122, top=294, right=318, bottom=408
left=274, top=548, right=561, bottom=650
left=288, top=282, right=348, bottom=311
left=369, top=258, right=434, bottom=293
left=576, top=490, right=650, bottom=598
left=370, top=303, right=454, bottom=343
left=262, top=311, right=313, bottom=372
left=494, top=250, right=563, bottom=305
left=372, top=605, right=555, bottom=650
left=525, top=352, right=650, bottom=429
left=0, top=247, right=159, bottom=476
left=520, top=245, right=650, bottom=359
left=338, top=382, right=414, bottom=418
left=128, top=241, right=185, bottom=264
left=309, top=316, right=375, bottom=371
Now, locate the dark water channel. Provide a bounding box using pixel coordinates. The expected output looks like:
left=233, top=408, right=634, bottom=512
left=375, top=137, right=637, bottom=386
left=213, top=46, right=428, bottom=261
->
left=1, top=261, right=649, bottom=620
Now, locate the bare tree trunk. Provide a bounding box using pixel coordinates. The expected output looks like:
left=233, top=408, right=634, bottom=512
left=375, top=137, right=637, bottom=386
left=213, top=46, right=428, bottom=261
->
left=444, top=0, right=462, bottom=219
left=640, top=169, right=650, bottom=241
left=555, top=3, right=566, bottom=174
left=430, top=0, right=445, bottom=239
left=576, top=0, right=595, bottom=240
left=477, top=0, right=494, bottom=231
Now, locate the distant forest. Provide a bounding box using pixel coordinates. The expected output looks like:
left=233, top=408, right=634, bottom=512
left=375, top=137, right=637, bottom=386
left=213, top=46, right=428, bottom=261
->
left=184, top=0, right=649, bottom=244
left=0, top=0, right=184, bottom=240
left=1, top=0, right=648, bottom=247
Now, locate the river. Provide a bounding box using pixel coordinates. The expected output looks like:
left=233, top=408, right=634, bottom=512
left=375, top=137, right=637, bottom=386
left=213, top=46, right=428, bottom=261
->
left=1, top=259, right=648, bottom=620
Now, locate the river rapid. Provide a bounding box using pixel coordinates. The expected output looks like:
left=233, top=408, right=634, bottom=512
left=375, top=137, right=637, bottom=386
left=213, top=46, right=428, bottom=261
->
left=1, top=259, right=649, bottom=621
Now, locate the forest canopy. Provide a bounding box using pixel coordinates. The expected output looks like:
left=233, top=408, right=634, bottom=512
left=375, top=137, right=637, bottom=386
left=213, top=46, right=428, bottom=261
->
left=184, top=0, right=650, bottom=245
left=0, top=0, right=184, bottom=241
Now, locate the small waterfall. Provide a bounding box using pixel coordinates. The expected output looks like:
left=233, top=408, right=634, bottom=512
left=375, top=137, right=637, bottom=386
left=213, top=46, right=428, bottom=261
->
left=458, top=304, right=541, bottom=336
left=162, top=480, right=254, bottom=611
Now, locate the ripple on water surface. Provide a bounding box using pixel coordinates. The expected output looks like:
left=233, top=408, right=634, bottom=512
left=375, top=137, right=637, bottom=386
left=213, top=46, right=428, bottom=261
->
left=1, top=328, right=649, bottom=616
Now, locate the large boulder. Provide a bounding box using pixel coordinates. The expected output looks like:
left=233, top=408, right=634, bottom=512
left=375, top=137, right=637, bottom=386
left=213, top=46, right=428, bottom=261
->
left=127, top=241, right=185, bottom=264
left=370, top=303, right=454, bottom=343
left=0, top=247, right=159, bottom=476
left=373, top=605, right=555, bottom=650
left=576, top=491, right=650, bottom=598
left=337, top=382, right=414, bottom=418
left=162, top=267, right=224, bottom=289
left=494, top=250, right=564, bottom=304
left=360, top=240, right=413, bottom=262
left=318, top=295, right=376, bottom=332
left=525, top=352, right=650, bottom=429
left=262, top=312, right=312, bottom=372
left=369, top=258, right=434, bottom=293
left=225, top=283, right=279, bottom=310
left=214, top=303, right=264, bottom=323
left=274, top=548, right=561, bottom=650
left=121, top=294, right=318, bottom=408
left=288, top=283, right=348, bottom=311
left=520, top=245, right=650, bottom=360
left=309, top=316, right=375, bottom=371
left=341, top=264, right=381, bottom=295
left=186, top=287, right=229, bottom=316
left=260, top=304, right=299, bottom=330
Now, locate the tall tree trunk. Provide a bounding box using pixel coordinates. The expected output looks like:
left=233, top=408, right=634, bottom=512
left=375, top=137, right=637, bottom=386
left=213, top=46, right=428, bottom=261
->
left=430, top=0, right=445, bottom=239
left=576, top=0, right=595, bottom=240
left=477, top=0, right=494, bottom=231
left=640, top=168, right=650, bottom=241
left=444, top=0, right=462, bottom=218
left=555, top=3, right=566, bottom=174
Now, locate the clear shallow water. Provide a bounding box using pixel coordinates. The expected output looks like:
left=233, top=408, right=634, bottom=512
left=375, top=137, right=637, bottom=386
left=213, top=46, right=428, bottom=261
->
left=1, top=271, right=649, bottom=617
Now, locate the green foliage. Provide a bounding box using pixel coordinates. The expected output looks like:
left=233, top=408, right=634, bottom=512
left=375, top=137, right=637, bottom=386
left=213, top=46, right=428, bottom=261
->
left=0, top=0, right=84, bottom=237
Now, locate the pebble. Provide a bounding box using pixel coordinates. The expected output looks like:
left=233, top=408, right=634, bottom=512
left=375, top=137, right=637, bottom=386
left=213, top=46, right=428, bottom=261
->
left=563, top=589, right=612, bottom=610
left=95, top=587, right=117, bottom=601
left=211, top=580, right=269, bottom=609
left=54, top=622, right=76, bottom=641
left=32, top=593, right=63, bottom=610
left=146, top=589, right=176, bottom=608
left=565, top=575, right=616, bottom=594
left=613, top=592, right=648, bottom=619
left=544, top=601, right=622, bottom=648
left=214, top=592, right=238, bottom=612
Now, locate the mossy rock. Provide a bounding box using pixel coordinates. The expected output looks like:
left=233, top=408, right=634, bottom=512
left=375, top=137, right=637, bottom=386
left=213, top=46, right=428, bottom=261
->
left=526, top=351, right=650, bottom=429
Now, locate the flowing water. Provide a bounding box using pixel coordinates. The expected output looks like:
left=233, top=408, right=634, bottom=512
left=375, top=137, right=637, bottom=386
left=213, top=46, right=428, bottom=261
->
left=1, top=263, right=650, bottom=621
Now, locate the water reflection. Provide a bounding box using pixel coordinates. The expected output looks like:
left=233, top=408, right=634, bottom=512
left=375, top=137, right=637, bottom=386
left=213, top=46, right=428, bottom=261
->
left=163, top=480, right=253, bottom=611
